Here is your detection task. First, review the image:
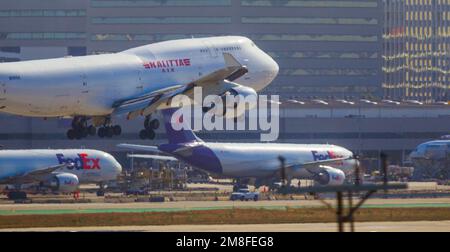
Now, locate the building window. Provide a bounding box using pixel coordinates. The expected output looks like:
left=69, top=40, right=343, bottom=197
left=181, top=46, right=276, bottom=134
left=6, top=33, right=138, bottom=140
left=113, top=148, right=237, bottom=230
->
left=242, top=17, right=378, bottom=25
left=0, top=10, right=86, bottom=17
left=92, top=17, right=231, bottom=24
left=241, top=0, right=378, bottom=8
left=0, top=33, right=86, bottom=40
left=91, top=0, right=231, bottom=7
left=248, top=34, right=378, bottom=42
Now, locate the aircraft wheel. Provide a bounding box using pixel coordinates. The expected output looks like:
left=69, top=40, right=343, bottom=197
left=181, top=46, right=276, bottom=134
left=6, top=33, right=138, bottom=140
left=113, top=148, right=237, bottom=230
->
left=150, top=119, right=160, bottom=130
left=98, top=127, right=105, bottom=138
left=113, top=125, right=122, bottom=135
left=7, top=191, right=27, bottom=200
left=144, top=116, right=151, bottom=130
left=147, top=129, right=155, bottom=140
left=81, top=128, right=89, bottom=138
left=88, top=125, right=96, bottom=136
left=105, top=127, right=114, bottom=138
left=139, top=129, right=148, bottom=139
left=74, top=130, right=83, bottom=140
left=67, top=129, right=76, bottom=140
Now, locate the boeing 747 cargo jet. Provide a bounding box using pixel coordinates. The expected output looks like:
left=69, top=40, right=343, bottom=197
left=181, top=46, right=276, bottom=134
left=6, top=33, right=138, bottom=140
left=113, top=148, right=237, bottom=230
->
left=119, top=109, right=356, bottom=188
left=0, top=36, right=279, bottom=140
left=0, top=149, right=122, bottom=199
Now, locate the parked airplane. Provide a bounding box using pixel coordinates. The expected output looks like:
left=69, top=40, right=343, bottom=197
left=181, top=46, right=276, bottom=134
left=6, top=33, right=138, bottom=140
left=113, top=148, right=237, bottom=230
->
left=410, top=140, right=450, bottom=180
left=0, top=149, right=122, bottom=199
left=0, top=36, right=279, bottom=140
left=119, top=109, right=356, bottom=188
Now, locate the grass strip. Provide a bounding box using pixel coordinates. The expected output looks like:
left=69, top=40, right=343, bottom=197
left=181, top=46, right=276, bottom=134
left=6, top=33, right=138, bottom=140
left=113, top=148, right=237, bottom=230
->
left=0, top=207, right=450, bottom=229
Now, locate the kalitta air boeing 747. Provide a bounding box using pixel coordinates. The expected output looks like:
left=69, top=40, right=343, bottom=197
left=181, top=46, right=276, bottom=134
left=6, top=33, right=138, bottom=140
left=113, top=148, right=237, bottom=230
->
left=0, top=36, right=279, bottom=140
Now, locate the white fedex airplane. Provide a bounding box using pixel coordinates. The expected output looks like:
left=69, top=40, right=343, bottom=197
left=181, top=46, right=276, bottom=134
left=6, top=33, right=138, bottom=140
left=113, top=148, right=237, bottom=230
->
left=0, top=149, right=122, bottom=199
left=409, top=139, right=450, bottom=180
left=0, top=36, right=279, bottom=140
left=119, top=109, right=357, bottom=188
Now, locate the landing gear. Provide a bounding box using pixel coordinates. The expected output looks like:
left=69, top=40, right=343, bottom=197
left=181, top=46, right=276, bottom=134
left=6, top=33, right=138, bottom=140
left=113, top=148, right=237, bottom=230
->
left=140, top=115, right=159, bottom=140
left=7, top=191, right=27, bottom=200
left=66, top=116, right=122, bottom=139
left=96, top=183, right=105, bottom=197
left=67, top=116, right=100, bottom=140
left=97, top=125, right=121, bottom=138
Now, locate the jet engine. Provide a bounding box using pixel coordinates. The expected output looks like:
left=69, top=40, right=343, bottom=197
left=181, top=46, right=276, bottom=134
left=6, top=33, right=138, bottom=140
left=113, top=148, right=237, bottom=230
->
left=204, top=85, right=257, bottom=119
left=314, top=166, right=346, bottom=186
left=47, top=173, right=80, bottom=192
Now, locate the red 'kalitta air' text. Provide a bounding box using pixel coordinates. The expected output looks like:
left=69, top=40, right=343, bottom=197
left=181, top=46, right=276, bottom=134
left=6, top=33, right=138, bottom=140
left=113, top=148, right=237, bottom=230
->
left=143, top=59, right=191, bottom=69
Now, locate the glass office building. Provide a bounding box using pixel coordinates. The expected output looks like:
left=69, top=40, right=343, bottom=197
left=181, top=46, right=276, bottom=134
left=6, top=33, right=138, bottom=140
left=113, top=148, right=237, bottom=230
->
left=383, top=0, right=450, bottom=102
left=0, top=0, right=383, bottom=99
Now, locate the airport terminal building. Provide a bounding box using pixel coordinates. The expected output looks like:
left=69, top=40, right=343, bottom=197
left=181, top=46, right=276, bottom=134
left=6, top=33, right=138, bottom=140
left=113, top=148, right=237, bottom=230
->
left=0, top=0, right=382, bottom=99
left=0, top=0, right=449, bottom=171
left=0, top=102, right=449, bottom=170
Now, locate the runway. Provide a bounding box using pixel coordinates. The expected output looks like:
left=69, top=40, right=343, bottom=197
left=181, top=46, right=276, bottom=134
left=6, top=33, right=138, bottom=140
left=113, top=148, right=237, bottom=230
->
left=1, top=198, right=450, bottom=215
left=3, top=221, right=450, bottom=232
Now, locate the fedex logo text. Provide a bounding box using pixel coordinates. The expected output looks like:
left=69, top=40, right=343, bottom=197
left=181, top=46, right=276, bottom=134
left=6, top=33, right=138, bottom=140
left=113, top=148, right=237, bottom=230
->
left=56, top=153, right=101, bottom=170
left=311, top=151, right=343, bottom=161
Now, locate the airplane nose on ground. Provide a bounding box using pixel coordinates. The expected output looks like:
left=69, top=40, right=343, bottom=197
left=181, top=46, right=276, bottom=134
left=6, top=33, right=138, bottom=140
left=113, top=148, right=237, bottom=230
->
left=113, top=161, right=123, bottom=176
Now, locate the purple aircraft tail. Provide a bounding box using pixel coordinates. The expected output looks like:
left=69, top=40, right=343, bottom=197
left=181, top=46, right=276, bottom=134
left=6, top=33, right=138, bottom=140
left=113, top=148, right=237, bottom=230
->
left=161, top=108, right=202, bottom=144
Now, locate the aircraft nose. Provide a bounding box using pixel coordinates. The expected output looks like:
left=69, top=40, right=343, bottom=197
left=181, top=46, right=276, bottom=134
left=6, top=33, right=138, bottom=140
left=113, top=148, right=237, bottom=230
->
left=409, top=150, right=419, bottom=159
left=264, top=53, right=279, bottom=77
left=113, top=161, right=123, bottom=176
left=257, top=53, right=279, bottom=89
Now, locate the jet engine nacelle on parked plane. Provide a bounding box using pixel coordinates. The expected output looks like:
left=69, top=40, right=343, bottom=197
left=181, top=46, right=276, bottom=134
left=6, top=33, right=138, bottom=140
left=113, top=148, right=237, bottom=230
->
left=0, top=36, right=279, bottom=140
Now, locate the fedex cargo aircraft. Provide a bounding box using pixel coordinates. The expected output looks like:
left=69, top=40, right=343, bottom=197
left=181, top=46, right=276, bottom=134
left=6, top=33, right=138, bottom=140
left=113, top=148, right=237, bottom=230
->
left=119, top=109, right=357, bottom=188
left=0, top=36, right=279, bottom=140
left=0, top=149, right=122, bottom=199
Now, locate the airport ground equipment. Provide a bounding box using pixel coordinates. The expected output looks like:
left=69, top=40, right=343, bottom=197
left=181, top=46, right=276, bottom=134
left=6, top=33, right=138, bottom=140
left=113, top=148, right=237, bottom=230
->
left=279, top=153, right=408, bottom=232
left=230, top=188, right=259, bottom=201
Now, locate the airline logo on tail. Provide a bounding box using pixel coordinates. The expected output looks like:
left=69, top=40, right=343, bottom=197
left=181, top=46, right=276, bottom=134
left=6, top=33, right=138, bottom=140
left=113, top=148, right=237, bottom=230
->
left=56, top=153, right=101, bottom=170
left=311, top=151, right=343, bottom=161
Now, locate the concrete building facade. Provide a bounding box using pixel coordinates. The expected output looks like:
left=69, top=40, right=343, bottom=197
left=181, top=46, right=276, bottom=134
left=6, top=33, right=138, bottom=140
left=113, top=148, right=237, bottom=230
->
left=0, top=0, right=383, bottom=99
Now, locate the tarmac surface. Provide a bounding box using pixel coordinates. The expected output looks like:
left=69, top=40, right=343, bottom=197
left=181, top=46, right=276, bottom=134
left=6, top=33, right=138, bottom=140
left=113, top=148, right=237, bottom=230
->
left=0, top=198, right=449, bottom=215
left=3, top=221, right=450, bottom=232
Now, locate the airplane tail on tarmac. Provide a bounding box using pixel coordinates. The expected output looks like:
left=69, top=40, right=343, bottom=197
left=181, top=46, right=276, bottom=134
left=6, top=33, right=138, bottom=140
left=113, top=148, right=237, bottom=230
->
left=161, top=108, right=202, bottom=145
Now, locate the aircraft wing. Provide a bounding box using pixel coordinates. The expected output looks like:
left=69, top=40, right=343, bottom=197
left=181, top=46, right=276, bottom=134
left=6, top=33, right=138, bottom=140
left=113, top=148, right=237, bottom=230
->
left=0, top=163, right=69, bottom=185
left=112, top=53, right=247, bottom=119
left=300, top=157, right=353, bottom=170
left=282, top=157, right=353, bottom=175
left=127, top=154, right=178, bottom=161
left=117, top=143, right=164, bottom=154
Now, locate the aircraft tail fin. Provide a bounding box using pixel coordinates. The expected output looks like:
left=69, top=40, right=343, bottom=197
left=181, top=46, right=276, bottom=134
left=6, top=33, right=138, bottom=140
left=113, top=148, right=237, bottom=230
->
left=161, top=108, right=202, bottom=144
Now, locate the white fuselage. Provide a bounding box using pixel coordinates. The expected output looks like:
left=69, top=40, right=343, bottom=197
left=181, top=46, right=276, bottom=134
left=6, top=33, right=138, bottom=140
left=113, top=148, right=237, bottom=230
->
left=0, top=36, right=278, bottom=117
left=207, top=142, right=355, bottom=178
left=0, top=149, right=122, bottom=184
left=410, top=140, right=450, bottom=170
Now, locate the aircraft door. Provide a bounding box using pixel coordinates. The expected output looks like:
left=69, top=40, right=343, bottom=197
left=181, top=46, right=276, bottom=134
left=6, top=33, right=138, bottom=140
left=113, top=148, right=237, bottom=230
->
left=203, top=41, right=218, bottom=58
left=0, top=82, right=6, bottom=101
left=77, top=73, right=89, bottom=109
